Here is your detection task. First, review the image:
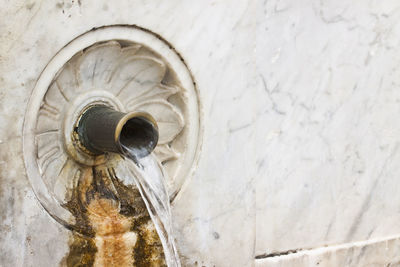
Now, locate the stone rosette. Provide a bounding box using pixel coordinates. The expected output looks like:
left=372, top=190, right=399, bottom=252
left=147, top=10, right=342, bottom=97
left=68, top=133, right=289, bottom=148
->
left=23, top=26, right=201, bottom=228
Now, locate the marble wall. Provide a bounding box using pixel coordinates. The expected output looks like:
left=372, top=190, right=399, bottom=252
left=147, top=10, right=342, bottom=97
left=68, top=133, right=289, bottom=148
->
left=255, top=0, right=400, bottom=265
left=2, top=0, right=400, bottom=266
left=0, top=0, right=256, bottom=266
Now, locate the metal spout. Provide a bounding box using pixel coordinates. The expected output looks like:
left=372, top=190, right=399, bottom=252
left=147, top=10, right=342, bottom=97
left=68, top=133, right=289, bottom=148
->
left=77, top=105, right=159, bottom=159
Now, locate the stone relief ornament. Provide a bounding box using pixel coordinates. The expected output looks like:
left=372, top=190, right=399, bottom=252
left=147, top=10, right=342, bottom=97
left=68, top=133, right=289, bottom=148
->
left=23, top=26, right=201, bottom=241
left=35, top=40, right=185, bottom=201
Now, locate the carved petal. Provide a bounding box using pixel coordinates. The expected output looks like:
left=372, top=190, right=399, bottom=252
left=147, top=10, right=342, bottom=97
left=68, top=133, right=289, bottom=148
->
left=76, top=41, right=122, bottom=91
left=53, top=62, right=79, bottom=101
left=35, top=131, right=62, bottom=175
left=53, top=158, right=80, bottom=203
left=120, top=44, right=141, bottom=58
left=134, top=100, right=184, bottom=144
left=124, top=84, right=179, bottom=108
left=108, top=56, right=166, bottom=98
left=153, top=144, right=180, bottom=163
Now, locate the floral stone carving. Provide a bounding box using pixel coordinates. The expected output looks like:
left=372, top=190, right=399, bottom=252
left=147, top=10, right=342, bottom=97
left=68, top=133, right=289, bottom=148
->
left=23, top=26, right=201, bottom=231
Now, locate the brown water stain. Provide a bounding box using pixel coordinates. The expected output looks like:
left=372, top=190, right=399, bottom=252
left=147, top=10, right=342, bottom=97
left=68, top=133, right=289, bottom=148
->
left=63, top=164, right=166, bottom=267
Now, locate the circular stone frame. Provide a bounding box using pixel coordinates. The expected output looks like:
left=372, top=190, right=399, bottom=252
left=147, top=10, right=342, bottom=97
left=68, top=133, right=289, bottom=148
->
left=23, top=25, right=202, bottom=225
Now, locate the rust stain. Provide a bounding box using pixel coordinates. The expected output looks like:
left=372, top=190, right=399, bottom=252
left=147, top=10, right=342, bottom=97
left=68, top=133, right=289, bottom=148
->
left=89, top=198, right=136, bottom=266
left=63, top=164, right=166, bottom=266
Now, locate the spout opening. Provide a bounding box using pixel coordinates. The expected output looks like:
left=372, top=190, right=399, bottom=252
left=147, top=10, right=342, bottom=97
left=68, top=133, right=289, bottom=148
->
left=117, top=112, right=159, bottom=159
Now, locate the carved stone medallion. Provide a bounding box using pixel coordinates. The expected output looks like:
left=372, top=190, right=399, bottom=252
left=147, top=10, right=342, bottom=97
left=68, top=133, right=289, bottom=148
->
left=23, top=26, right=201, bottom=229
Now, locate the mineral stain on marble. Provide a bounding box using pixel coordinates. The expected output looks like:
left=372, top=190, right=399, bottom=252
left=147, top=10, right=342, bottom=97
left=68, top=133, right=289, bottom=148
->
left=63, top=165, right=166, bottom=267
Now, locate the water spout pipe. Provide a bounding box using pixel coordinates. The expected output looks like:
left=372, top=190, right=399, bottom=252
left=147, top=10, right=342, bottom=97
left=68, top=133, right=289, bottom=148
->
left=77, top=105, right=159, bottom=159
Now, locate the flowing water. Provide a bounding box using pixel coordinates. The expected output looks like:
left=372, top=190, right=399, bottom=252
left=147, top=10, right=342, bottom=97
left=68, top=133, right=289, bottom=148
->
left=122, top=144, right=181, bottom=267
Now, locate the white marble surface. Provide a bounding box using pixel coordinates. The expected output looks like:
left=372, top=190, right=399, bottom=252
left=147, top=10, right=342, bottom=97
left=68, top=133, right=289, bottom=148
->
left=0, top=0, right=256, bottom=266
left=4, top=0, right=400, bottom=266
left=255, top=0, right=400, bottom=260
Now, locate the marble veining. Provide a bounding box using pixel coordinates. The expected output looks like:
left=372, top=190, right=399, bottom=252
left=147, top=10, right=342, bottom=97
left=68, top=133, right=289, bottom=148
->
left=4, top=0, right=400, bottom=266
left=0, top=0, right=256, bottom=266
left=255, top=0, right=400, bottom=260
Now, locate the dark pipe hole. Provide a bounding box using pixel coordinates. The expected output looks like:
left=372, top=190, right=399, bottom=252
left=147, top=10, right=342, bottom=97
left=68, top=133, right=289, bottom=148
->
left=119, top=116, right=159, bottom=159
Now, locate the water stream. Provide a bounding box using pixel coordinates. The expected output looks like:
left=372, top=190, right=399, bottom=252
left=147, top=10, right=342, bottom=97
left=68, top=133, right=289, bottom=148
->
left=122, top=144, right=181, bottom=267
